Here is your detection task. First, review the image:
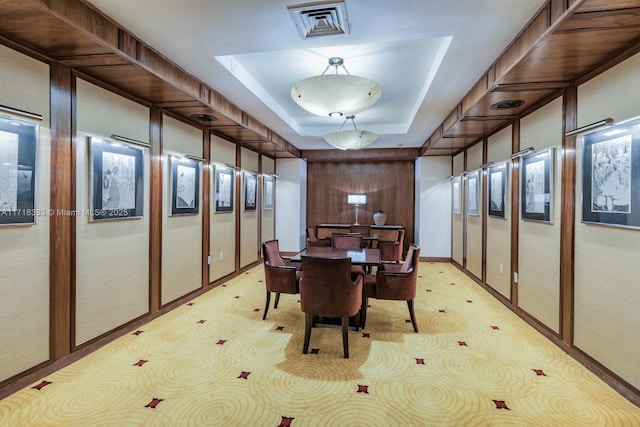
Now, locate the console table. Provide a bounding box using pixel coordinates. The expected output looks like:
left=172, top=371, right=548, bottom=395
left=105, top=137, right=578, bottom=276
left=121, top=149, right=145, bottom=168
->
left=315, top=224, right=404, bottom=242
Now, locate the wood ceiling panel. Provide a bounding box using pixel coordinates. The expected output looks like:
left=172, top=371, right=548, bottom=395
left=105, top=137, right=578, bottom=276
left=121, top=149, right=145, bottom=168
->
left=463, top=88, right=561, bottom=117
left=78, top=64, right=198, bottom=104
left=430, top=137, right=478, bottom=150
left=0, top=2, right=115, bottom=57
left=165, top=106, right=239, bottom=128
left=444, top=119, right=510, bottom=138
left=501, top=27, right=640, bottom=85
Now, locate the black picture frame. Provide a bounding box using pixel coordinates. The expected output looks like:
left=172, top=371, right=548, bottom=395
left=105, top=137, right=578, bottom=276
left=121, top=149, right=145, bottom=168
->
left=488, top=163, right=507, bottom=218
left=451, top=176, right=461, bottom=215
left=466, top=171, right=480, bottom=216
left=90, top=137, right=144, bottom=221
left=581, top=115, right=640, bottom=229
left=214, top=166, right=234, bottom=213
left=0, top=114, right=38, bottom=226
left=244, top=172, right=257, bottom=211
left=170, top=156, right=199, bottom=216
left=263, top=175, right=274, bottom=210
left=521, top=148, right=553, bottom=223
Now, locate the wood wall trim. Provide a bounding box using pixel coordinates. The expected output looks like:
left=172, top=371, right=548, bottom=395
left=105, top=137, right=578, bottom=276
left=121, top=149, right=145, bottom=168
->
left=481, top=137, right=488, bottom=284
left=510, top=119, right=521, bottom=306
left=302, top=148, right=419, bottom=162
left=149, top=107, right=162, bottom=311
left=202, top=131, right=210, bottom=288
left=50, top=62, right=73, bottom=359
left=560, top=85, right=577, bottom=343
left=235, top=144, right=241, bottom=273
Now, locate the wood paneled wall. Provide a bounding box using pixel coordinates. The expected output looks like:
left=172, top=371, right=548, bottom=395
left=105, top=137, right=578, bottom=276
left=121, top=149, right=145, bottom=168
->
left=307, top=161, right=415, bottom=248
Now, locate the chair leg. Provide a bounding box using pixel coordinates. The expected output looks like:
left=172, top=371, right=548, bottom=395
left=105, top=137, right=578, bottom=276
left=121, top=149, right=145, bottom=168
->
left=361, top=297, right=368, bottom=329
left=262, top=291, right=271, bottom=320
left=274, top=292, right=281, bottom=309
left=407, top=300, right=418, bottom=333
left=341, top=316, right=350, bottom=358
left=303, top=313, right=312, bottom=354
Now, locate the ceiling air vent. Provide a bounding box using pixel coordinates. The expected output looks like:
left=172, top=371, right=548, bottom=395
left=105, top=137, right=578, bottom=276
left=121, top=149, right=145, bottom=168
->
left=288, top=1, right=350, bottom=39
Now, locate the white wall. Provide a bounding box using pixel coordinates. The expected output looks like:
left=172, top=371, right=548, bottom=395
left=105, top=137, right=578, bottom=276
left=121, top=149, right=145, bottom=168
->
left=417, top=156, right=451, bottom=257
left=275, top=158, right=306, bottom=252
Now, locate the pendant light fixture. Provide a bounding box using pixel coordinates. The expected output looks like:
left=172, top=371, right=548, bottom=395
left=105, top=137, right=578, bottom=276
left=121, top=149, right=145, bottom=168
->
left=323, top=115, right=378, bottom=150
left=291, top=57, right=382, bottom=118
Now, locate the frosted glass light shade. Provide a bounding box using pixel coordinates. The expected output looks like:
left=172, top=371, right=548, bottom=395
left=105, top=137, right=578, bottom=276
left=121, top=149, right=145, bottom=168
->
left=347, top=194, right=366, bottom=205
left=291, top=74, right=382, bottom=117
left=323, top=129, right=378, bottom=150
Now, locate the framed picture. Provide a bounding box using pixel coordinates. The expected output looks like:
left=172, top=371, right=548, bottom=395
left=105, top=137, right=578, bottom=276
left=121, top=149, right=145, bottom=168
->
left=90, top=137, right=144, bottom=221
left=451, top=176, right=461, bottom=214
left=214, top=166, right=234, bottom=213
left=170, top=156, right=199, bottom=216
left=263, top=175, right=274, bottom=210
left=520, top=147, right=553, bottom=223
left=244, top=172, right=257, bottom=211
left=488, top=163, right=507, bottom=218
left=0, top=114, right=38, bottom=226
left=581, top=115, right=640, bottom=229
left=466, top=171, right=480, bottom=216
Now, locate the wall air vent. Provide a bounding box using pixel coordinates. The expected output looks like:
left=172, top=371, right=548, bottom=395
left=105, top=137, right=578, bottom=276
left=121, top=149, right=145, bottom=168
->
left=288, top=1, right=350, bottom=39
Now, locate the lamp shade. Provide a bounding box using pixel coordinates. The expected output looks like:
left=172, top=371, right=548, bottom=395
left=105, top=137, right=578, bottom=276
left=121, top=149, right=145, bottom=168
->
left=347, top=194, right=366, bottom=205
left=323, top=129, right=378, bottom=150
left=291, top=74, right=382, bottom=117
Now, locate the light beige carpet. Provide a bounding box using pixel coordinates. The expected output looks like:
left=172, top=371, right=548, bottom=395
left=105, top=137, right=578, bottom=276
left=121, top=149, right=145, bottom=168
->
left=1, top=262, right=639, bottom=426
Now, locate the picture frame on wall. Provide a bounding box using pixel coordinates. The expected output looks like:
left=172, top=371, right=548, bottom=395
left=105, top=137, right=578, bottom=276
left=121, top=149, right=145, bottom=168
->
left=90, top=137, right=144, bottom=221
left=451, top=175, right=461, bottom=214
left=0, top=114, right=38, bottom=226
left=214, top=166, right=234, bottom=213
left=520, top=147, right=553, bottom=223
left=263, top=175, right=274, bottom=210
left=466, top=171, right=480, bottom=216
left=581, top=115, right=640, bottom=229
left=488, top=163, right=507, bottom=218
left=170, top=156, right=199, bottom=216
left=244, top=172, right=257, bottom=211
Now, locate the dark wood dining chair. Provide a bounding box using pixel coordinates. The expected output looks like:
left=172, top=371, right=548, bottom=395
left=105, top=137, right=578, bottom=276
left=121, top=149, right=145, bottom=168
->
left=361, top=244, right=420, bottom=332
left=300, top=256, right=363, bottom=358
left=331, top=233, right=366, bottom=276
left=331, top=233, right=363, bottom=249
left=261, top=240, right=302, bottom=320
left=306, top=226, right=330, bottom=247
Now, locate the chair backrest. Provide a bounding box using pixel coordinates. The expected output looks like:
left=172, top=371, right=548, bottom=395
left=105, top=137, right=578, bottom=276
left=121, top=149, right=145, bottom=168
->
left=379, top=228, right=405, bottom=261
left=300, top=256, right=362, bottom=318
left=262, top=239, right=287, bottom=267
left=349, top=225, right=371, bottom=235
left=331, top=233, right=363, bottom=249
left=306, top=227, right=319, bottom=242
left=376, top=244, right=420, bottom=301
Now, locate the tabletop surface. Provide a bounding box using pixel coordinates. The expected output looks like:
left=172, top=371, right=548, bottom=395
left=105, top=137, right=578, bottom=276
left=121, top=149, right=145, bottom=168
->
left=290, top=247, right=381, bottom=266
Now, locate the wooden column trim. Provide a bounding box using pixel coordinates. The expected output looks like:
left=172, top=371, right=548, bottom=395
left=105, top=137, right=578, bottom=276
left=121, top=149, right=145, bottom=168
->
left=257, top=155, right=263, bottom=260
left=235, top=144, right=241, bottom=273
left=560, top=85, right=577, bottom=343
left=202, top=131, right=210, bottom=288
left=481, top=137, right=488, bottom=284
left=462, top=149, right=468, bottom=269
left=50, top=62, right=73, bottom=359
left=510, top=119, right=521, bottom=307
left=149, top=107, right=162, bottom=311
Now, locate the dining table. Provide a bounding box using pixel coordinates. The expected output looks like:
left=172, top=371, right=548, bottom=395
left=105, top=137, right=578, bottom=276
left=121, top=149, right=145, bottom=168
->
left=290, top=246, right=381, bottom=267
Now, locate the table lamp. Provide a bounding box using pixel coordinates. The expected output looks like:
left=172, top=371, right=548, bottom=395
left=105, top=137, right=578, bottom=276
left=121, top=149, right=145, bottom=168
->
left=347, top=194, right=366, bottom=225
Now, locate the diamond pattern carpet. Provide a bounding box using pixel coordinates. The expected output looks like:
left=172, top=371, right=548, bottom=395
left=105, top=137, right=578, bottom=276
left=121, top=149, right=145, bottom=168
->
left=1, top=262, right=639, bottom=426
